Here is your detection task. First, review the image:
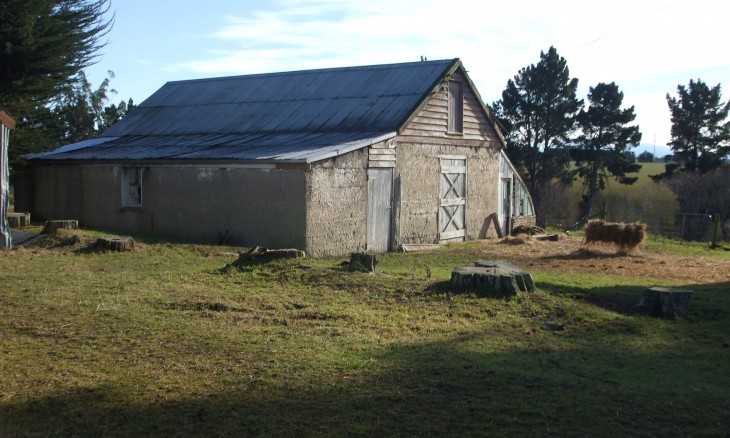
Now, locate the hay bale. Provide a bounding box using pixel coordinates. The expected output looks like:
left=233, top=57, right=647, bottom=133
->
left=583, top=219, right=646, bottom=253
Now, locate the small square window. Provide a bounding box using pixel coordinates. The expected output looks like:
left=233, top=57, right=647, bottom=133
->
left=122, top=167, right=142, bottom=207
left=448, top=81, right=464, bottom=134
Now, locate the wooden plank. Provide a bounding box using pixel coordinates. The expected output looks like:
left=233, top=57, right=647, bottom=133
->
left=409, top=116, right=446, bottom=128
left=368, top=154, right=396, bottom=161
left=440, top=198, right=466, bottom=207
left=369, top=149, right=396, bottom=156
left=368, top=161, right=396, bottom=168
left=415, top=110, right=448, bottom=120
left=399, top=129, right=445, bottom=137
left=0, top=111, right=15, bottom=129
left=440, top=166, right=467, bottom=174
left=405, top=121, right=447, bottom=132
left=439, top=229, right=465, bottom=240
left=397, top=136, right=494, bottom=148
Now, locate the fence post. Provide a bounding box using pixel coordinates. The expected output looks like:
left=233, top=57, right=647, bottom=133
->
left=710, top=213, right=721, bottom=249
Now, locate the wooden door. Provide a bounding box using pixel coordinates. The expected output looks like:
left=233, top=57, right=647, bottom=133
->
left=367, top=168, right=393, bottom=252
left=439, top=157, right=466, bottom=242
left=499, top=177, right=512, bottom=236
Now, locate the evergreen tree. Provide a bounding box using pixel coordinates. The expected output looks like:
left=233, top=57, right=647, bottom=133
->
left=665, top=79, right=730, bottom=174
left=637, top=151, right=654, bottom=163
left=572, top=82, right=642, bottom=219
left=54, top=70, right=133, bottom=144
left=492, top=46, right=583, bottom=226
left=0, top=0, right=112, bottom=112
left=0, top=0, right=114, bottom=168
left=9, top=72, right=132, bottom=169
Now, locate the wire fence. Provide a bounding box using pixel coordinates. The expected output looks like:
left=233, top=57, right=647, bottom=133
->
left=551, top=208, right=726, bottom=247
left=607, top=210, right=722, bottom=245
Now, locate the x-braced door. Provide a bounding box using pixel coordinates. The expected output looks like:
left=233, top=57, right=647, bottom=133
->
left=439, top=157, right=466, bottom=242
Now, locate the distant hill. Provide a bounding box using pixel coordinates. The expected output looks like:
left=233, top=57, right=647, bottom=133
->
left=635, top=142, right=672, bottom=158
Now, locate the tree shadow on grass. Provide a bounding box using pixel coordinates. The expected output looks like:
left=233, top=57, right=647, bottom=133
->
left=3, top=326, right=729, bottom=437
left=540, top=248, right=643, bottom=261
left=539, top=280, right=730, bottom=321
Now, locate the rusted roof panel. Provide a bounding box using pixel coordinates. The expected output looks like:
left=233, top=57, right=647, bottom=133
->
left=33, top=59, right=458, bottom=162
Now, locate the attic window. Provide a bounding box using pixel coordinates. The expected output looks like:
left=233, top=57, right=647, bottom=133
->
left=122, top=167, right=142, bottom=208
left=448, top=80, right=464, bottom=134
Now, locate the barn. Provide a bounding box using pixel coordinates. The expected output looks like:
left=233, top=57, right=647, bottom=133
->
left=20, top=59, right=534, bottom=256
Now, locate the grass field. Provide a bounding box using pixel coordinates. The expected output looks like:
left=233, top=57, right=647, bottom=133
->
left=578, top=162, right=678, bottom=217
left=1, top=229, right=729, bottom=436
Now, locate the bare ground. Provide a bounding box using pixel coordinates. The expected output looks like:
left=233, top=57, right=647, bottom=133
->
left=479, top=235, right=730, bottom=284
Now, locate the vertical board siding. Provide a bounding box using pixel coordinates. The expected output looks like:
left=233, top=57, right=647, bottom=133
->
left=366, top=167, right=393, bottom=252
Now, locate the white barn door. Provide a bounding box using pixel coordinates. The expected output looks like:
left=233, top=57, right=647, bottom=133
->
left=367, top=168, right=393, bottom=252
left=439, top=156, right=466, bottom=242
left=499, top=177, right=512, bottom=236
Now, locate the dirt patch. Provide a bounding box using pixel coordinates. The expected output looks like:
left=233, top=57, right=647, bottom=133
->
left=479, top=235, right=730, bottom=284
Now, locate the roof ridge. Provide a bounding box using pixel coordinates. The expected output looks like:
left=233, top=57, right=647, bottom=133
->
left=165, top=58, right=457, bottom=86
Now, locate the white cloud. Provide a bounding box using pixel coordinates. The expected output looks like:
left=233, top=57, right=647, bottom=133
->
left=158, top=0, right=729, bottom=146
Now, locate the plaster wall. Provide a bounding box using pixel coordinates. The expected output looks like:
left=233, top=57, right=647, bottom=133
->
left=395, top=141, right=501, bottom=244
left=305, top=148, right=368, bottom=257
left=31, top=163, right=307, bottom=248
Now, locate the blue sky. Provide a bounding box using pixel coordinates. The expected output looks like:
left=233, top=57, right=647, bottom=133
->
left=86, top=0, right=730, bottom=156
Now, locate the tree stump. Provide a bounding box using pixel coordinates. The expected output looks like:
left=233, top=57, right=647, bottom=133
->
left=349, top=252, right=379, bottom=272
left=451, top=261, right=535, bottom=297
left=474, top=260, right=536, bottom=292
left=6, top=212, right=30, bottom=227
left=42, top=220, right=78, bottom=234
left=94, top=236, right=135, bottom=252
left=637, top=287, right=693, bottom=319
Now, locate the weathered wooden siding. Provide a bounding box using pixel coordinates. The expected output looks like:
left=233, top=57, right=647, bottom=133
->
left=305, top=147, right=369, bottom=256
left=401, top=70, right=501, bottom=142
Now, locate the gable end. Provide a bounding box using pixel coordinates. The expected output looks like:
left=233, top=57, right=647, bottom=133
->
left=399, top=67, right=503, bottom=145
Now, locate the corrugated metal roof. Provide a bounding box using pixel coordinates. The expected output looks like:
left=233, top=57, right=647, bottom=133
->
left=33, top=59, right=459, bottom=163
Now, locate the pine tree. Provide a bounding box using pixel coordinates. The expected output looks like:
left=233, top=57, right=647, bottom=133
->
left=665, top=79, right=730, bottom=174
left=0, top=0, right=112, bottom=112
left=573, top=82, right=642, bottom=219
left=0, top=0, right=114, bottom=168
left=492, top=46, right=583, bottom=226
left=9, top=71, right=131, bottom=168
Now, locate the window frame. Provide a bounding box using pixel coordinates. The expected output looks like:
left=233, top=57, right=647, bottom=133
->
left=121, top=167, right=143, bottom=208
